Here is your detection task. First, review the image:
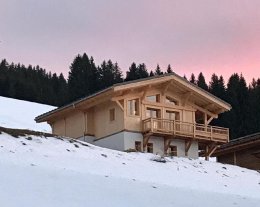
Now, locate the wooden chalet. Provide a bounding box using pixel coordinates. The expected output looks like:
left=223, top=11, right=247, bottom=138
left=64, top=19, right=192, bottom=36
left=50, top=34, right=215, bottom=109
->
left=35, top=73, right=232, bottom=159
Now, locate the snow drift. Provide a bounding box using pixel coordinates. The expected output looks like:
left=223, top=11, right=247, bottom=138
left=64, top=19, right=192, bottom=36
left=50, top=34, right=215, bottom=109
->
left=0, top=128, right=259, bottom=207
left=0, top=96, right=55, bottom=132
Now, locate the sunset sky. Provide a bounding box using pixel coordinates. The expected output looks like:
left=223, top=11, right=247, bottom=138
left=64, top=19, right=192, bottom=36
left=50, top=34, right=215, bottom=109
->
left=1, top=0, right=260, bottom=83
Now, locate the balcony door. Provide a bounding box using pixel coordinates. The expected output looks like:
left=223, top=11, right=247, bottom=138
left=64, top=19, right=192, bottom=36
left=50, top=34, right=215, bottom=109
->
left=165, top=110, right=180, bottom=132
left=146, top=107, right=161, bottom=130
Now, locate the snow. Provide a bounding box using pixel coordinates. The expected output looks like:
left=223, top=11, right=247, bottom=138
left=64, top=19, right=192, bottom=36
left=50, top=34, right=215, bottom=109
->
left=0, top=96, right=259, bottom=206
left=0, top=96, right=55, bottom=132
left=0, top=132, right=259, bottom=207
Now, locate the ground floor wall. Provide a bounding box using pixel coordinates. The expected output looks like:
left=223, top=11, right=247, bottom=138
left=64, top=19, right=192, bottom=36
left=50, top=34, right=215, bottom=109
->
left=93, top=131, right=199, bottom=159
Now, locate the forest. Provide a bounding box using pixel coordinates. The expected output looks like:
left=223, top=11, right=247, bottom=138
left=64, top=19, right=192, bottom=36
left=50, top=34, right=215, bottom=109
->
left=0, top=53, right=260, bottom=140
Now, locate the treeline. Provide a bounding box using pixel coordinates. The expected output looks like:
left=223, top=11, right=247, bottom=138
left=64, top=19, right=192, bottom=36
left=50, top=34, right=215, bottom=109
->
left=0, top=53, right=260, bottom=139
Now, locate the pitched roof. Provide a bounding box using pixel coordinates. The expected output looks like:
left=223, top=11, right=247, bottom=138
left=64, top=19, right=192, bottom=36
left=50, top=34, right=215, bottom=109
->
left=35, top=73, right=231, bottom=122
left=214, top=132, right=260, bottom=156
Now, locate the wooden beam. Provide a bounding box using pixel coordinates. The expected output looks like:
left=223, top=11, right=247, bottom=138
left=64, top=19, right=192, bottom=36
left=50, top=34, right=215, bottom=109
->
left=164, top=138, right=172, bottom=154
left=190, top=103, right=218, bottom=119
left=141, top=85, right=151, bottom=101
left=205, top=145, right=209, bottom=161
left=115, top=100, right=124, bottom=111
left=203, top=103, right=215, bottom=110
left=143, top=134, right=151, bottom=152
left=205, top=144, right=219, bottom=160
left=111, top=91, right=143, bottom=101
left=206, top=116, right=214, bottom=125
left=185, top=140, right=192, bottom=156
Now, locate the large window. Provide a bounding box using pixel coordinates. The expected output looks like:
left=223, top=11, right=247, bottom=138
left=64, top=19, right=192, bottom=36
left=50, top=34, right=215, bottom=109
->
left=165, top=110, right=180, bottom=120
left=146, top=107, right=161, bottom=118
left=146, top=94, right=160, bottom=103
left=166, top=96, right=178, bottom=105
left=127, top=99, right=140, bottom=116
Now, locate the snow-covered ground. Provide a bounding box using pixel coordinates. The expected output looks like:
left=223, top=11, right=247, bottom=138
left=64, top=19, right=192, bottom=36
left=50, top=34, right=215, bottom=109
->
left=0, top=131, right=259, bottom=207
left=0, top=96, right=55, bottom=132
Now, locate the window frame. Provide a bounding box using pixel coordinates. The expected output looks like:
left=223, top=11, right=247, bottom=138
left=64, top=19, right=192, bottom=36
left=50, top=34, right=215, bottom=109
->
left=135, top=141, right=142, bottom=152
left=127, top=98, right=140, bottom=117
left=169, top=145, right=177, bottom=156
left=109, top=108, right=115, bottom=122
left=165, top=96, right=179, bottom=106
left=147, top=143, right=153, bottom=153
left=146, top=94, right=160, bottom=103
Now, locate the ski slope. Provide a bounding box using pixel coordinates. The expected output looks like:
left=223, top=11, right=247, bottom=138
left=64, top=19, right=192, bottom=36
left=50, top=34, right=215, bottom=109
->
left=0, top=96, right=55, bottom=132
left=0, top=131, right=259, bottom=207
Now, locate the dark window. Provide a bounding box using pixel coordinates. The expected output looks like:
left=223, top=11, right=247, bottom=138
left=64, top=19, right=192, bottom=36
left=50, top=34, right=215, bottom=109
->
left=169, top=145, right=177, bottom=156
left=135, top=141, right=142, bottom=152
left=147, top=143, right=153, bottom=153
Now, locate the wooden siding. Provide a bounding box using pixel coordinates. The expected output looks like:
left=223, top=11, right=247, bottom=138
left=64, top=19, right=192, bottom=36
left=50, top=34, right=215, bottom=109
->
left=218, top=146, right=260, bottom=170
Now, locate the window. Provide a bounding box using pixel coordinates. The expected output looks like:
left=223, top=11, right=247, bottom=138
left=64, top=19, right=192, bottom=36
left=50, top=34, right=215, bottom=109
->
left=166, top=96, right=178, bottom=105
left=127, top=99, right=140, bottom=116
left=165, top=110, right=180, bottom=120
left=146, top=94, right=160, bottom=102
left=109, top=108, right=115, bottom=121
left=147, top=143, right=153, bottom=153
left=169, top=145, right=177, bottom=156
left=135, top=141, right=142, bottom=152
left=146, top=108, right=161, bottom=118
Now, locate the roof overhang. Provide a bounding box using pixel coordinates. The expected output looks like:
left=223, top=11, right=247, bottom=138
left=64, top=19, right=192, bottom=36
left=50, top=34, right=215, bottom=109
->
left=35, top=73, right=232, bottom=123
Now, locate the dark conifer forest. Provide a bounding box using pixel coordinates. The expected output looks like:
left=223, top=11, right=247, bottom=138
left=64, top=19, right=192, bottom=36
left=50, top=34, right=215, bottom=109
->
left=0, top=53, right=260, bottom=140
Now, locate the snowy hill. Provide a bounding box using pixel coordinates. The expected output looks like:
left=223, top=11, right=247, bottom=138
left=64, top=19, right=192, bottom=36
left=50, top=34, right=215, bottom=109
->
left=0, top=96, right=55, bottom=132
left=0, top=128, right=260, bottom=207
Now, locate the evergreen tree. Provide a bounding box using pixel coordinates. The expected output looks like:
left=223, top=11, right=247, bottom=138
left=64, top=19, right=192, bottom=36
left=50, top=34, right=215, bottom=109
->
left=166, top=64, right=173, bottom=73
left=149, top=70, right=155, bottom=77
left=125, top=63, right=138, bottom=81
left=197, top=72, right=208, bottom=91
left=155, top=64, right=163, bottom=75
left=189, top=73, right=196, bottom=84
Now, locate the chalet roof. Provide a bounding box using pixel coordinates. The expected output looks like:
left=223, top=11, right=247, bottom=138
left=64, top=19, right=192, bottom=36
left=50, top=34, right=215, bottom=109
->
left=214, top=132, right=260, bottom=155
left=35, top=73, right=232, bottom=123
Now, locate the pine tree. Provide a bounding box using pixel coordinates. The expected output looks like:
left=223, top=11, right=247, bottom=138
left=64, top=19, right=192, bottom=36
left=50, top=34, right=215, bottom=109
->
left=149, top=70, right=155, bottom=77
left=197, top=72, right=208, bottom=91
left=155, top=64, right=163, bottom=75
left=189, top=73, right=196, bottom=84
left=166, top=64, right=173, bottom=73
left=125, top=63, right=138, bottom=81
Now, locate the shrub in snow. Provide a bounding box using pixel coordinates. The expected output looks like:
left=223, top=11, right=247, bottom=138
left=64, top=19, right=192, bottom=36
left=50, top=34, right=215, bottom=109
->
left=151, top=155, right=167, bottom=163
left=124, top=148, right=138, bottom=153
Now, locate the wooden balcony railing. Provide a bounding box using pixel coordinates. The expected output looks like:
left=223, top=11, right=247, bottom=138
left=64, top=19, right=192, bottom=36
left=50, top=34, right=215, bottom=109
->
left=143, top=118, right=229, bottom=143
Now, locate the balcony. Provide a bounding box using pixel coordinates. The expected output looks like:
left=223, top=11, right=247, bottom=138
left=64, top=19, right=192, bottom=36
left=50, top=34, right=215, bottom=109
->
left=142, top=118, right=229, bottom=143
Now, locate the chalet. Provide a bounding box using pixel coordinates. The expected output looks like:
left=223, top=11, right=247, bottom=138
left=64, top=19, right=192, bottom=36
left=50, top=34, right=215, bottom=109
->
left=214, top=133, right=260, bottom=170
left=35, top=73, right=231, bottom=159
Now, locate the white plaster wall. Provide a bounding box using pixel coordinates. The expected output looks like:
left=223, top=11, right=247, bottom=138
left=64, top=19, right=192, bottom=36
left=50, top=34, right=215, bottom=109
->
left=148, top=136, right=164, bottom=155
left=94, top=132, right=125, bottom=151
left=187, top=140, right=198, bottom=159
left=170, top=139, right=186, bottom=157
left=123, top=132, right=143, bottom=151
left=78, top=135, right=95, bottom=144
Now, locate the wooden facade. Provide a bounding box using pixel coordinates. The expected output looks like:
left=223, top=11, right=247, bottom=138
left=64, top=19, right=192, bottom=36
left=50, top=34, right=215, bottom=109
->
left=35, top=74, right=231, bottom=158
left=214, top=133, right=260, bottom=170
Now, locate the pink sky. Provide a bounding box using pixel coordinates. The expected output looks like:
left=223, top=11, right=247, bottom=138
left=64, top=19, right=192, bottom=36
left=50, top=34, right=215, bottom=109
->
left=1, top=0, right=260, bottom=84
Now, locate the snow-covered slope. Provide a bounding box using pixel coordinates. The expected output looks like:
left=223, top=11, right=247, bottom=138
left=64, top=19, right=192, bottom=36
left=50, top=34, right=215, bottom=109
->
left=0, top=96, right=55, bottom=132
left=0, top=130, right=259, bottom=207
